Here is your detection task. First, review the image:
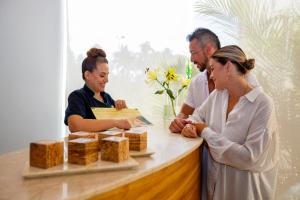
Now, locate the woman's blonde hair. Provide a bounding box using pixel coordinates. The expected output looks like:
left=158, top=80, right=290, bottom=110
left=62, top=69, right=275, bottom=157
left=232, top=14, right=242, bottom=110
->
left=212, top=45, right=255, bottom=74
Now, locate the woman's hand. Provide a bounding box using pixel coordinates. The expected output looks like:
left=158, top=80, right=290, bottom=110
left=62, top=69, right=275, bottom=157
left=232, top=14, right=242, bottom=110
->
left=115, top=100, right=127, bottom=110
left=193, top=122, right=208, bottom=136
left=114, top=119, right=132, bottom=130
left=169, top=118, right=192, bottom=133
left=181, top=124, right=198, bottom=138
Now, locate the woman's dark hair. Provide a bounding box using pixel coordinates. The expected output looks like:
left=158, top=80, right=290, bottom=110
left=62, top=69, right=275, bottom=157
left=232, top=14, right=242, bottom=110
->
left=82, top=48, right=108, bottom=80
left=211, top=45, right=255, bottom=74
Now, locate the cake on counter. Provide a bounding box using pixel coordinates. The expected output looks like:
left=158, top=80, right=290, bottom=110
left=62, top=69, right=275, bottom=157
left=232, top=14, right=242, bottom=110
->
left=30, top=140, right=64, bottom=169
left=101, top=136, right=129, bottom=162
left=68, top=138, right=99, bottom=165
left=124, top=128, right=147, bottom=151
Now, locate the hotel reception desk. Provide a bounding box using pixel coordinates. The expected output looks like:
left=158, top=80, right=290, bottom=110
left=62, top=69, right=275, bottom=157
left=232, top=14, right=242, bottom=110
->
left=0, top=125, right=203, bottom=200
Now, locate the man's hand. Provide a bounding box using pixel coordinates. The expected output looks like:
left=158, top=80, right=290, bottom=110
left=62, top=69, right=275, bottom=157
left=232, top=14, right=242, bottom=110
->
left=169, top=118, right=192, bottom=133
left=115, top=100, right=127, bottom=110
left=181, top=124, right=198, bottom=138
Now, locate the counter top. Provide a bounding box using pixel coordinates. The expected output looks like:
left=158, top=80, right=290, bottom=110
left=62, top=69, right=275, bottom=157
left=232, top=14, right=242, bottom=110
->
left=0, top=125, right=203, bottom=200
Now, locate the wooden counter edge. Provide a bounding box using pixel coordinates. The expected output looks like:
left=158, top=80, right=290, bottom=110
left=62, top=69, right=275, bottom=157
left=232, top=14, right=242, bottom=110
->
left=71, top=138, right=204, bottom=200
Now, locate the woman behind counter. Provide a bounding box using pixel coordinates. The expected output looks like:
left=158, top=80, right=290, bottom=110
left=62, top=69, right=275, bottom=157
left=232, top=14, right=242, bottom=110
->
left=64, top=48, right=131, bottom=132
left=182, top=45, right=279, bottom=200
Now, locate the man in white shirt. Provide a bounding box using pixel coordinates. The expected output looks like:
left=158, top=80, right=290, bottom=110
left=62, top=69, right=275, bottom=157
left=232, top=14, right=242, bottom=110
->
left=169, top=28, right=220, bottom=132
left=168, top=28, right=220, bottom=200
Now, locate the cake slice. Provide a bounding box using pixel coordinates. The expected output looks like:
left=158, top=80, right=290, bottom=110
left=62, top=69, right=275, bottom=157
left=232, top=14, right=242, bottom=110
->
left=30, top=140, right=64, bottom=169
left=68, top=138, right=99, bottom=165
left=101, top=136, right=129, bottom=162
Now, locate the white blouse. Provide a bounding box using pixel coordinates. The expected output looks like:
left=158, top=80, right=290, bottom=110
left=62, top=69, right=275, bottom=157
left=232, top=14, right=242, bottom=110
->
left=189, top=86, right=279, bottom=200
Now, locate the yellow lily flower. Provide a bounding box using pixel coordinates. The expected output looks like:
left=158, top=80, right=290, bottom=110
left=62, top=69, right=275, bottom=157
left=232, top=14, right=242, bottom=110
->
left=146, top=69, right=158, bottom=81
left=165, top=67, right=178, bottom=81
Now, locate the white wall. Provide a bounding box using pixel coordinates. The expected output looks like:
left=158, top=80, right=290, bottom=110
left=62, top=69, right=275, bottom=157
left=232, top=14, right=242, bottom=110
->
left=0, top=0, right=64, bottom=153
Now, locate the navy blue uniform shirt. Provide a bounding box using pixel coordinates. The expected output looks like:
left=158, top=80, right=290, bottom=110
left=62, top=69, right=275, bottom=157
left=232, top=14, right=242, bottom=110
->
left=64, top=84, right=115, bottom=125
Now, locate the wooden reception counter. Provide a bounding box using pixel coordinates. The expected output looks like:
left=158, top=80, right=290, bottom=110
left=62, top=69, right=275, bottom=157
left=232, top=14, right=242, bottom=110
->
left=0, top=125, right=203, bottom=200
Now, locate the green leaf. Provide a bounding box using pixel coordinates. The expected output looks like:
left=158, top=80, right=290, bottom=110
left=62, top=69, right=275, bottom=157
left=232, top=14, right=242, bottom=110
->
left=178, top=87, right=184, bottom=94
left=166, top=89, right=175, bottom=100
left=154, top=90, right=164, bottom=95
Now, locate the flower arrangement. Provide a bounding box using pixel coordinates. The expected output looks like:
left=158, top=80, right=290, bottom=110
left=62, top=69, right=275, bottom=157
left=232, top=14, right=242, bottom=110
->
left=145, top=63, right=192, bottom=117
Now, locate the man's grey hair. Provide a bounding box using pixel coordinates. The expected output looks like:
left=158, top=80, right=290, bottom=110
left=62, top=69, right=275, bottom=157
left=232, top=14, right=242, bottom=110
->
left=187, top=28, right=221, bottom=49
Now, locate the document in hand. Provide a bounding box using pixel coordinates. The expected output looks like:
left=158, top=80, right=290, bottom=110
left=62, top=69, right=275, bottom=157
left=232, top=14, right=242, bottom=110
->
left=91, top=108, right=153, bottom=127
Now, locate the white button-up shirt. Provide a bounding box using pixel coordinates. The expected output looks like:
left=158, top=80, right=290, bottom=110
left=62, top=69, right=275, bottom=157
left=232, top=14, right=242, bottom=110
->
left=185, top=70, right=210, bottom=109
left=190, top=86, right=279, bottom=200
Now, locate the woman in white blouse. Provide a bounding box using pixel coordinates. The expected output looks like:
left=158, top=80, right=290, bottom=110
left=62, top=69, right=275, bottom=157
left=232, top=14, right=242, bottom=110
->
left=182, top=45, right=279, bottom=200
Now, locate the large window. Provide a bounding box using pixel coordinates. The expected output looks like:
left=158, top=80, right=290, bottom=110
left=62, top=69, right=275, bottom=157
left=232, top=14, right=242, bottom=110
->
left=66, top=0, right=236, bottom=121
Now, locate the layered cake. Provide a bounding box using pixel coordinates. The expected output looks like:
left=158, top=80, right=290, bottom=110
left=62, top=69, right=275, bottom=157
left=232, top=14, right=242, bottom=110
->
left=68, top=138, right=99, bottom=165
left=124, top=128, right=147, bottom=151
left=30, top=140, right=64, bottom=169
left=101, top=136, right=129, bottom=162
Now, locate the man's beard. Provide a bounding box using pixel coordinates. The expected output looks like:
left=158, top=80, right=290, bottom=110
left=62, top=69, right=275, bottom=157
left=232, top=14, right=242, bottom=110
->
left=198, top=56, right=209, bottom=72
